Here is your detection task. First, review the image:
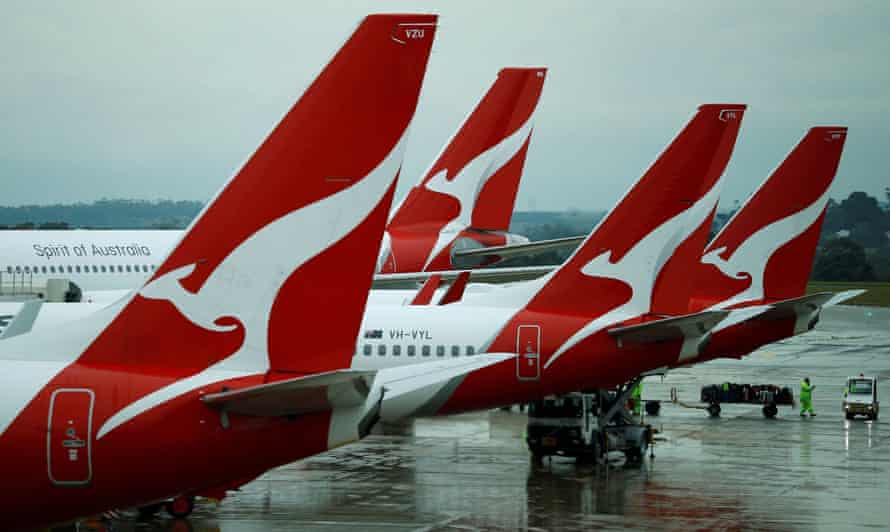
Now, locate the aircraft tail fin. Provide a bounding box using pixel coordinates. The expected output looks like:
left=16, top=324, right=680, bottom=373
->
left=388, top=67, right=547, bottom=234
left=694, top=127, right=848, bottom=309
left=78, top=14, right=438, bottom=376
left=524, top=105, right=746, bottom=319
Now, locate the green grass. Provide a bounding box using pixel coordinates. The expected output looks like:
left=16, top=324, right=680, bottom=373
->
left=806, top=281, right=890, bottom=307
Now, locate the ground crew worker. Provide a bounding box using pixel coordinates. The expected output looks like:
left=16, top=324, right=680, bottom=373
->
left=631, top=381, right=643, bottom=416
left=800, top=377, right=816, bottom=417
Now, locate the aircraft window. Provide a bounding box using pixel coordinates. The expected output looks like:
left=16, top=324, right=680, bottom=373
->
left=125, top=265, right=131, bottom=272
left=422, top=345, right=431, bottom=357
left=142, top=265, right=149, bottom=272
left=393, top=345, right=401, bottom=356
left=24, top=266, right=30, bottom=273
left=117, top=265, right=123, bottom=272
left=49, top=266, right=55, bottom=274
left=41, top=266, right=47, bottom=274
left=5, top=266, right=10, bottom=274
left=92, top=265, right=98, bottom=273
left=66, top=266, right=72, bottom=273
left=467, top=346, right=475, bottom=356
left=100, top=265, right=106, bottom=273
left=151, top=265, right=156, bottom=271
left=363, top=344, right=372, bottom=356
left=77, top=266, right=83, bottom=273
left=378, top=344, right=386, bottom=356
left=407, top=345, right=416, bottom=357
left=451, top=345, right=460, bottom=357
left=436, top=345, right=445, bottom=357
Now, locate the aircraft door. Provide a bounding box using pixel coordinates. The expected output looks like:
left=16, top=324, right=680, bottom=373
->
left=47, top=388, right=95, bottom=486
left=516, top=325, right=541, bottom=381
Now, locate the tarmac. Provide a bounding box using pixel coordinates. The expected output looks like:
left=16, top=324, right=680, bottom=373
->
left=87, top=305, right=890, bottom=531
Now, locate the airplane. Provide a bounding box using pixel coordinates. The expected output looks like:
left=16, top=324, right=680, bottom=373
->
left=0, top=67, right=548, bottom=299
left=0, top=14, right=517, bottom=528
left=361, top=125, right=861, bottom=426
left=380, top=66, right=546, bottom=273
left=1, top=102, right=749, bottom=423
left=673, top=126, right=858, bottom=370
left=356, top=103, right=749, bottom=420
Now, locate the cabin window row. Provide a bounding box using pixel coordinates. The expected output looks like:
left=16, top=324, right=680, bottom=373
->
left=5, top=264, right=157, bottom=275
left=360, top=344, right=476, bottom=357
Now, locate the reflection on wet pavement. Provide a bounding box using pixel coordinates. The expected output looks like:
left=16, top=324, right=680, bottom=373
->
left=89, top=306, right=890, bottom=531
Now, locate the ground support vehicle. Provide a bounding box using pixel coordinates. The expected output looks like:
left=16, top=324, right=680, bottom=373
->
left=526, top=378, right=653, bottom=464
left=843, top=376, right=879, bottom=420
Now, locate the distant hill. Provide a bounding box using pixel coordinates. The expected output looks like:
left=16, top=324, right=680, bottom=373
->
left=1, top=190, right=887, bottom=282
left=0, top=199, right=203, bottom=229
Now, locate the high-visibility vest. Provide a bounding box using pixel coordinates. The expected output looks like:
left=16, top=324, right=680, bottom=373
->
left=800, top=381, right=813, bottom=400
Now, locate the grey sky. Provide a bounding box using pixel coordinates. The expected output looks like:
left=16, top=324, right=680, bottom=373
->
left=1, top=1, right=888, bottom=211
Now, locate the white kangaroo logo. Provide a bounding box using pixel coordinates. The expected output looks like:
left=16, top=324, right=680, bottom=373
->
left=421, top=116, right=535, bottom=268
left=701, top=187, right=830, bottom=309
left=545, top=174, right=722, bottom=369
left=97, top=132, right=408, bottom=439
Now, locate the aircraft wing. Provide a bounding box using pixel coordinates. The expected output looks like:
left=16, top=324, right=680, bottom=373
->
left=452, top=235, right=585, bottom=261
left=201, top=354, right=516, bottom=421
left=201, top=369, right=375, bottom=417
left=372, top=265, right=554, bottom=289
left=378, top=353, right=516, bottom=421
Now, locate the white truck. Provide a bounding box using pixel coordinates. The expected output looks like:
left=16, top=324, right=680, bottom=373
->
left=843, top=376, right=879, bottom=421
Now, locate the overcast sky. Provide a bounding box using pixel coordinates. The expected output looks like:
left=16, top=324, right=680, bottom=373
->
left=1, top=1, right=888, bottom=211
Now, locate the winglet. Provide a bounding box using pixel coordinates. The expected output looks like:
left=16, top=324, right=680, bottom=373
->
left=438, top=271, right=470, bottom=305
left=410, top=274, right=443, bottom=305
left=0, top=299, right=43, bottom=340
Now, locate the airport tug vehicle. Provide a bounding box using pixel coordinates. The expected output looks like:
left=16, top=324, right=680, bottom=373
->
left=525, top=379, right=652, bottom=464
left=843, top=376, right=879, bottom=420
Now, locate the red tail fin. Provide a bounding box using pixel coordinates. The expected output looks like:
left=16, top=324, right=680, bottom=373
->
left=525, top=105, right=746, bottom=318
left=79, top=14, right=438, bottom=376
left=693, top=127, right=848, bottom=309
left=388, top=67, right=546, bottom=234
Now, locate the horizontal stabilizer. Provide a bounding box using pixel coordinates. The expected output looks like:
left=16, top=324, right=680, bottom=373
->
left=378, top=353, right=515, bottom=421
left=753, top=291, right=863, bottom=334
left=373, top=265, right=554, bottom=289
left=711, top=305, right=772, bottom=333
left=201, top=369, right=375, bottom=417
left=452, top=235, right=585, bottom=261
left=608, top=310, right=728, bottom=362
left=608, top=310, right=728, bottom=346
left=0, top=299, right=43, bottom=340
left=825, top=289, right=866, bottom=307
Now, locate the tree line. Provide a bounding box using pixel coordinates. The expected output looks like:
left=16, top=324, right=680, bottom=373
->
left=0, top=191, right=888, bottom=282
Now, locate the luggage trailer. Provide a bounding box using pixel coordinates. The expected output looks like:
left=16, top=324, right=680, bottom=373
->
left=696, top=383, right=796, bottom=418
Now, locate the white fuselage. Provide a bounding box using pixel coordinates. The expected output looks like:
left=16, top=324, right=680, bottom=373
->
left=0, top=228, right=470, bottom=297
left=0, top=286, right=521, bottom=369
left=0, top=230, right=177, bottom=296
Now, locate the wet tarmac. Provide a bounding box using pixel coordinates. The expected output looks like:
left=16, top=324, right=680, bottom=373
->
left=89, top=306, right=890, bottom=531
